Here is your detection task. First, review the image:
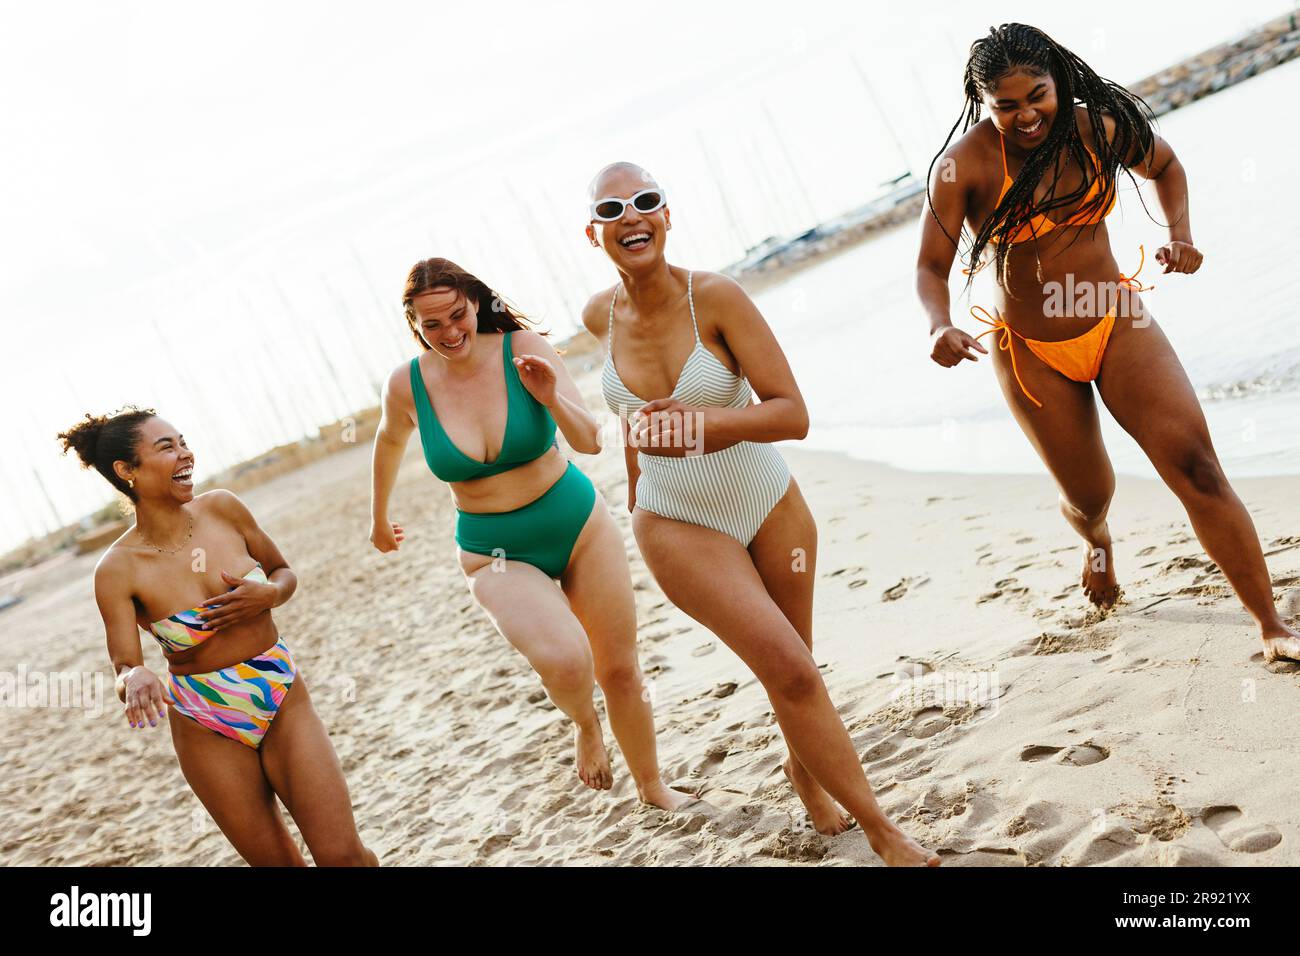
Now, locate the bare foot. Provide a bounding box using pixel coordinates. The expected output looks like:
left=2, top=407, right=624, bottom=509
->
left=638, top=781, right=698, bottom=811
left=1262, top=623, right=1300, bottom=665
left=575, top=721, right=612, bottom=791
left=1081, top=541, right=1121, bottom=608
left=865, top=821, right=942, bottom=867
left=783, top=757, right=853, bottom=835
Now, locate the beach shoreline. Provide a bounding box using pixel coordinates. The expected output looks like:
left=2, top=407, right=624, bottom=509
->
left=9, top=14, right=1300, bottom=576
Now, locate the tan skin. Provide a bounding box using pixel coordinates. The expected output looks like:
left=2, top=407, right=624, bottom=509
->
left=917, top=66, right=1300, bottom=665
left=582, top=163, right=939, bottom=866
left=369, top=290, right=690, bottom=811
left=92, top=417, right=377, bottom=866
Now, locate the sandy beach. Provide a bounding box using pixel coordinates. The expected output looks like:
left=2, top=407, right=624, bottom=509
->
left=2, top=351, right=1298, bottom=868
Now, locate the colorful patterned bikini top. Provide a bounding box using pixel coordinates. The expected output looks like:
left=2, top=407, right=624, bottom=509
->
left=147, top=564, right=267, bottom=654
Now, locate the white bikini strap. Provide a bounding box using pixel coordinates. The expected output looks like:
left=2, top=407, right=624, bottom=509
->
left=687, top=271, right=700, bottom=343
left=607, top=285, right=619, bottom=348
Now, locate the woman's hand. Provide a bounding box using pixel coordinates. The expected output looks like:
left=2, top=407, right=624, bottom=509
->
left=196, top=572, right=278, bottom=630
left=930, top=325, right=988, bottom=368
left=630, top=398, right=706, bottom=457
left=119, top=666, right=167, bottom=731
left=1154, top=240, right=1203, bottom=275
left=514, top=354, right=558, bottom=407
left=370, top=519, right=405, bottom=553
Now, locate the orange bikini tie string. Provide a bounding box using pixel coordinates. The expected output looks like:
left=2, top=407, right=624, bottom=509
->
left=1118, top=244, right=1155, bottom=292
left=969, top=305, right=1043, bottom=408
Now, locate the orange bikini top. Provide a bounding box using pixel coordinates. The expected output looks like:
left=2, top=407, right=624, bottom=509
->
left=995, top=134, right=1116, bottom=244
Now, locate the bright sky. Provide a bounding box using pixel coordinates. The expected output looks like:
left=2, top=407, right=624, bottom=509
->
left=2, top=0, right=1295, bottom=551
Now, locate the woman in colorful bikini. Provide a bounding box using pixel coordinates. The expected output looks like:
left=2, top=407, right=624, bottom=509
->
left=369, top=258, right=688, bottom=810
left=582, top=162, right=938, bottom=866
left=59, top=408, right=377, bottom=866
left=917, top=23, right=1300, bottom=666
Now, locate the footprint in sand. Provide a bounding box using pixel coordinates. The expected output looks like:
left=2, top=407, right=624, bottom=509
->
left=1202, top=805, right=1282, bottom=853
left=1020, top=745, right=1063, bottom=762
left=882, top=576, right=929, bottom=602
left=1019, top=743, right=1110, bottom=766
left=908, top=706, right=952, bottom=740
left=690, top=740, right=734, bottom=778
left=978, top=578, right=1030, bottom=605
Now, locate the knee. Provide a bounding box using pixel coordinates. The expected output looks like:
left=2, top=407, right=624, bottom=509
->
left=1171, top=447, right=1227, bottom=499
left=534, top=650, right=593, bottom=692
left=594, top=662, right=643, bottom=697
left=763, top=655, right=824, bottom=706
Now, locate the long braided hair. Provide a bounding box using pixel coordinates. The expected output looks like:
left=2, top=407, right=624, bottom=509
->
left=927, top=23, right=1157, bottom=289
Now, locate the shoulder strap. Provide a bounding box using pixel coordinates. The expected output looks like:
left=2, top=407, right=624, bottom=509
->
left=501, top=330, right=523, bottom=395
left=607, top=286, right=618, bottom=347
left=409, top=356, right=440, bottom=443
left=687, top=271, right=700, bottom=342
left=409, top=357, right=428, bottom=416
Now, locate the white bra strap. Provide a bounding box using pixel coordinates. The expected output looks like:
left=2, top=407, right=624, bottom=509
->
left=687, top=271, right=700, bottom=343
left=607, top=285, right=619, bottom=348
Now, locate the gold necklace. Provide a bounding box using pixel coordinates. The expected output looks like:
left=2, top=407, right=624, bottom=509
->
left=137, top=513, right=194, bottom=554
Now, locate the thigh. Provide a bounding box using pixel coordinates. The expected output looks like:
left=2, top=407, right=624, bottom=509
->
left=1097, top=316, right=1218, bottom=474
left=748, top=479, right=817, bottom=646
left=632, top=510, right=814, bottom=682
left=991, top=331, right=1116, bottom=507
left=169, top=709, right=305, bottom=866
left=258, top=679, right=364, bottom=865
left=467, top=555, right=592, bottom=672
left=560, top=493, right=638, bottom=673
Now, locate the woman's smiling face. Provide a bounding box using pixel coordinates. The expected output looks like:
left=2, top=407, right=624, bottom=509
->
left=586, top=163, right=671, bottom=267
left=116, top=417, right=195, bottom=503
left=984, top=67, right=1057, bottom=147
left=410, top=287, right=479, bottom=360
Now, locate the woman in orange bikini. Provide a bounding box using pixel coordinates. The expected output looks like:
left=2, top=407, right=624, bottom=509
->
left=916, top=23, right=1300, bottom=666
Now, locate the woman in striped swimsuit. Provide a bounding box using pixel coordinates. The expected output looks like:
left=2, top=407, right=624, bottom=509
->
left=581, top=162, right=938, bottom=866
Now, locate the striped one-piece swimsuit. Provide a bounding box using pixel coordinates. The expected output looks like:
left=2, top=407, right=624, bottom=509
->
left=600, top=271, right=791, bottom=546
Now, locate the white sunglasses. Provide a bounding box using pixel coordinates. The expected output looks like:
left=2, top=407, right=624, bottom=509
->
left=589, top=187, right=667, bottom=223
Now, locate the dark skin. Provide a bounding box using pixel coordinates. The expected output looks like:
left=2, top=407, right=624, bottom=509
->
left=916, top=66, right=1300, bottom=664
left=92, top=416, right=378, bottom=865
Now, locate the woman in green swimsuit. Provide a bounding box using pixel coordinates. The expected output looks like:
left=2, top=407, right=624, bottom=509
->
left=369, top=258, right=689, bottom=810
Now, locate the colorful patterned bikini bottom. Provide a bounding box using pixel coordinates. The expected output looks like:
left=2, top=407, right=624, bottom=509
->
left=166, top=638, right=297, bottom=749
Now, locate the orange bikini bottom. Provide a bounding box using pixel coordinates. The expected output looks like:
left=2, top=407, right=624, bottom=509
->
left=971, top=307, right=1116, bottom=408
left=969, top=245, right=1153, bottom=409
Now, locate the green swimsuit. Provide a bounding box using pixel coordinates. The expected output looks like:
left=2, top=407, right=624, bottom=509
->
left=410, top=331, right=596, bottom=578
